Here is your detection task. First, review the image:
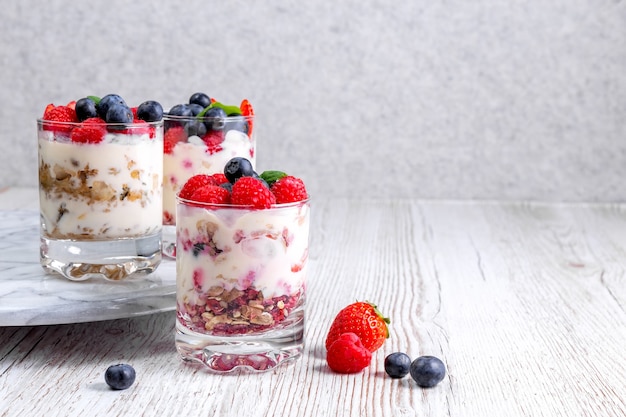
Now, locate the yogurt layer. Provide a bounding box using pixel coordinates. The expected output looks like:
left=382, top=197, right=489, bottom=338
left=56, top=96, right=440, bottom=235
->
left=163, top=129, right=255, bottom=224
left=38, top=130, right=163, bottom=239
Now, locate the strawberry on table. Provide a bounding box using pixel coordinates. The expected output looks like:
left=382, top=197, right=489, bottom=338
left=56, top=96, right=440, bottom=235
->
left=325, top=301, right=390, bottom=353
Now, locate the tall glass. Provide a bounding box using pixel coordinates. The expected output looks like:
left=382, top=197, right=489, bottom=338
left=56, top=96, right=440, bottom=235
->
left=175, top=197, right=310, bottom=372
left=37, top=119, right=163, bottom=281
left=161, top=113, right=256, bottom=256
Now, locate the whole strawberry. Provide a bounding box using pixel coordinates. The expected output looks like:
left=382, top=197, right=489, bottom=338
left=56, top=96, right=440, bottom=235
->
left=326, top=332, right=372, bottom=374
left=325, top=301, right=390, bottom=353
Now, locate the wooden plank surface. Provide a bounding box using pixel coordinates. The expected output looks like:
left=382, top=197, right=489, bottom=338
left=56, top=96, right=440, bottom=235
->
left=1, top=189, right=625, bottom=417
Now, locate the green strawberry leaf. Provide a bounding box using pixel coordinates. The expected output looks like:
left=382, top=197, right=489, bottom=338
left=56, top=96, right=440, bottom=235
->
left=260, top=170, right=287, bottom=186
left=197, top=101, right=242, bottom=118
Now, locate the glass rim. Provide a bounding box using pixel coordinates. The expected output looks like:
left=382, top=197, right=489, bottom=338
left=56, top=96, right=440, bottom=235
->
left=163, top=113, right=253, bottom=122
left=37, top=118, right=164, bottom=128
left=176, top=195, right=310, bottom=211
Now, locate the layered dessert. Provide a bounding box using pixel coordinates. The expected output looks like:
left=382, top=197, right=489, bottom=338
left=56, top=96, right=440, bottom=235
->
left=39, top=96, right=163, bottom=240
left=162, top=93, right=256, bottom=225
left=38, top=95, right=164, bottom=280
left=175, top=158, right=309, bottom=336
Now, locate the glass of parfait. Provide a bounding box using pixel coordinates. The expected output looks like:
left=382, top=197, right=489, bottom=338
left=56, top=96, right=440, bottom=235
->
left=174, top=160, right=309, bottom=372
left=37, top=95, right=164, bottom=281
left=161, top=93, right=255, bottom=257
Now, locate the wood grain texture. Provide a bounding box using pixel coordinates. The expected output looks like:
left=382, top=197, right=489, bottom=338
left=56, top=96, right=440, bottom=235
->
left=1, top=189, right=625, bottom=417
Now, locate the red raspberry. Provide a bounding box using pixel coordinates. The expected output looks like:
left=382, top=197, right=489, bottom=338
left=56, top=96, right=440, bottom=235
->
left=70, top=119, right=106, bottom=143
left=179, top=174, right=218, bottom=200
left=271, top=175, right=308, bottom=204
left=164, top=126, right=186, bottom=155
left=211, top=173, right=228, bottom=186
left=202, top=130, right=224, bottom=154
left=231, top=177, right=276, bottom=209
left=326, top=332, right=372, bottom=374
left=42, top=105, right=78, bottom=134
left=189, top=185, right=231, bottom=204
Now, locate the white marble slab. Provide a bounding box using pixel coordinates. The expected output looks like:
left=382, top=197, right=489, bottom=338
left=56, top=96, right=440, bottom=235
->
left=0, top=210, right=176, bottom=326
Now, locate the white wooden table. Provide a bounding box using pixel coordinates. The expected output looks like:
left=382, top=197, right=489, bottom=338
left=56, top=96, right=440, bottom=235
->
left=1, top=187, right=625, bottom=417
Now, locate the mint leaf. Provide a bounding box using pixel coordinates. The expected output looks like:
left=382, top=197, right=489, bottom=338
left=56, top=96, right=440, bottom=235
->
left=260, top=170, right=287, bottom=186
left=87, top=95, right=101, bottom=105
left=197, top=101, right=242, bottom=118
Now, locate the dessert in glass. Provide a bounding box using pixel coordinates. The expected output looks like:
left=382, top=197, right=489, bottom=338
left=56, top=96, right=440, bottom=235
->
left=38, top=94, right=164, bottom=281
left=175, top=158, right=309, bottom=372
left=162, top=93, right=256, bottom=257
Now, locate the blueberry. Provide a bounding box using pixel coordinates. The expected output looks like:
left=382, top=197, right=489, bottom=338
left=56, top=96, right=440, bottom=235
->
left=203, top=107, right=227, bottom=131
left=75, top=97, right=98, bottom=121
left=384, top=352, right=411, bottom=379
left=219, top=182, right=233, bottom=192
left=104, top=364, right=136, bottom=390
left=105, top=104, right=134, bottom=125
left=98, top=94, right=127, bottom=119
left=168, top=104, right=193, bottom=117
left=224, top=115, right=249, bottom=135
left=137, top=100, right=164, bottom=122
left=410, top=356, right=446, bottom=388
left=189, top=92, right=212, bottom=108
left=184, top=120, right=207, bottom=137
left=189, top=103, right=205, bottom=116
left=224, top=157, right=255, bottom=183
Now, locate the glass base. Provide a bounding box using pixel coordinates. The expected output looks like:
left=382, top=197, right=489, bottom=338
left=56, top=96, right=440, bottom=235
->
left=40, top=232, right=162, bottom=281
left=162, top=224, right=176, bottom=259
left=175, top=317, right=304, bottom=372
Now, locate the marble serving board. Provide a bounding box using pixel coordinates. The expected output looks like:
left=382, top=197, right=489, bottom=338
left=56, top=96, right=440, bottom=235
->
left=0, top=210, right=176, bottom=326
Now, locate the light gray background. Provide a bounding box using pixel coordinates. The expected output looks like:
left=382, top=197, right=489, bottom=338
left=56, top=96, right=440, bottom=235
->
left=2, top=0, right=625, bottom=201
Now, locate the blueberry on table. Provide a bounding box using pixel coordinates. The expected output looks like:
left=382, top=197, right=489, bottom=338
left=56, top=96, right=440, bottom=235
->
left=189, top=92, right=212, bottom=108
left=75, top=97, right=98, bottom=121
left=384, top=352, right=411, bottom=379
left=97, top=94, right=127, bottom=119
left=137, top=100, right=164, bottom=122
left=104, top=364, right=136, bottom=390
left=410, top=356, right=446, bottom=388
left=224, top=157, right=255, bottom=183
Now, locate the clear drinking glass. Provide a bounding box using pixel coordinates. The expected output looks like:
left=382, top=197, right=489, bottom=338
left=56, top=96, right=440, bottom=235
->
left=161, top=113, right=256, bottom=257
left=37, top=119, right=164, bottom=281
left=175, top=196, right=310, bottom=372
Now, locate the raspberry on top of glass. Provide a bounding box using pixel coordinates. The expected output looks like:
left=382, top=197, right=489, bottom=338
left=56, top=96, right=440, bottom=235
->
left=162, top=92, right=256, bottom=225
left=38, top=94, right=164, bottom=241
left=175, top=157, right=309, bottom=336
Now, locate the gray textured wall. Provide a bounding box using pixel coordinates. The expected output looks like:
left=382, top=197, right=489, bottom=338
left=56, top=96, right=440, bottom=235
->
left=2, top=0, right=625, bottom=201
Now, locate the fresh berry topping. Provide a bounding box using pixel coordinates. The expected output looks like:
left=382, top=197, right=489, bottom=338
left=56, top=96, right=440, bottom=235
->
left=185, top=120, right=207, bottom=138
left=240, top=99, right=254, bottom=136
left=70, top=119, right=106, bottom=143
left=75, top=97, right=98, bottom=121
left=384, top=352, right=412, bottom=379
left=104, top=364, right=136, bottom=390
left=178, top=174, right=217, bottom=200
left=224, top=157, right=255, bottom=183
left=168, top=103, right=193, bottom=117
left=326, top=332, right=372, bottom=374
left=189, top=92, right=212, bottom=108
left=189, top=103, right=205, bottom=116
left=410, top=356, right=446, bottom=388
left=231, top=176, right=276, bottom=209
left=189, top=185, right=231, bottom=204
left=163, top=125, right=187, bottom=154
left=211, top=173, right=228, bottom=185
left=137, top=100, right=163, bottom=122
left=41, top=105, right=78, bottom=134
left=97, top=94, right=126, bottom=119
left=271, top=175, right=308, bottom=204
left=203, top=107, right=227, bottom=131
left=325, top=301, right=390, bottom=353
left=105, top=104, right=133, bottom=125
left=66, top=100, right=76, bottom=110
